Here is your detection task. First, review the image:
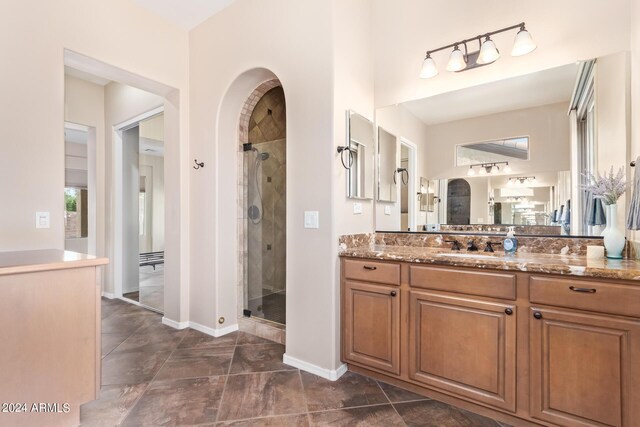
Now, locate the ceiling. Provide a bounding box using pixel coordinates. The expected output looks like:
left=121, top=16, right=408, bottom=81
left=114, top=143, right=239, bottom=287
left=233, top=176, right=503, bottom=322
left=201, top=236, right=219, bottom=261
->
left=64, top=128, right=88, bottom=144
left=403, top=63, right=579, bottom=126
left=65, top=66, right=111, bottom=86
left=132, top=0, right=236, bottom=30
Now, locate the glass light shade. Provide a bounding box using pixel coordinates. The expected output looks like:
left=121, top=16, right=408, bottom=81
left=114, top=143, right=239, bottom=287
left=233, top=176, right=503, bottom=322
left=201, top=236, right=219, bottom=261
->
left=477, top=38, right=500, bottom=64
left=511, top=29, right=536, bottom=56
left=491, top=165, right=500, bottom=174
left=467, top=167, right=476, bottom=176
left=530, top=177, right=537, bottom=185
left=446, top=47, right=467, bottom=72
left=479, top=167, right=488, bottom=176
left=504, top=164, right=512, bottom=173
left=420, top=56, right=438, bottom=79
left=507, top=179, right=514, bottom=186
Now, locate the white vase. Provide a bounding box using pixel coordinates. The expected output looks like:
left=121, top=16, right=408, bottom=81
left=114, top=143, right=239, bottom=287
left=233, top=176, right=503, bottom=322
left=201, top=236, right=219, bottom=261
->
left=603, top=203, right=625, bottom=259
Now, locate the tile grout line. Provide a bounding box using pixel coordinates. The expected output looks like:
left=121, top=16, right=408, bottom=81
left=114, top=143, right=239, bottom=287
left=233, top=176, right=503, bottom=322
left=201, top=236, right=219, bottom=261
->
left=213, top=332, right=240, bottom=423
left=116, top=314, right=189, bottom=426
left=375, top=379, right=408, bottom=427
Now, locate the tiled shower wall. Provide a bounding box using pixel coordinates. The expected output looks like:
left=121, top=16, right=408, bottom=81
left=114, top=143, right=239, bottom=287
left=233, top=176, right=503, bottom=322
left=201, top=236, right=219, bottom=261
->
left=236, top=79, right=286, bottom=344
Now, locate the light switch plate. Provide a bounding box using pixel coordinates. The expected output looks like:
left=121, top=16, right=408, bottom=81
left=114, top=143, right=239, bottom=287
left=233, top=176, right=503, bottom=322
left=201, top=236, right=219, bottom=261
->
left=384, top=205, right=392, bottom=215
left=353, top=202, right=362, bottom=214
left=304, top=211, right=319, bottom=229
left=36, top=212, right=50, bottom=229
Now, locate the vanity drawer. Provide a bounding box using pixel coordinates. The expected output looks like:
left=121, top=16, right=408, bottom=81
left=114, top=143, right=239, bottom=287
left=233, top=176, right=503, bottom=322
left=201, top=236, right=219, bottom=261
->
left=343, top=259, right=400, bottom=285
left=529, top=276, right=640, bottom=317
left=409, top=265, right=516, bottom=300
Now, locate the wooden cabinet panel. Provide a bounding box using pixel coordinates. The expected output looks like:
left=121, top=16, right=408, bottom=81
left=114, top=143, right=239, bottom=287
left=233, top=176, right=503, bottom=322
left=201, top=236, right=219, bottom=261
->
left=344, top=259, right=400, bottom=285
left=530, top=276, right=640, bottom=318
left=410, top=265, right=516, bottom=300
left=408, top=291, right=516, bottom=411
left=530, top=307, right=640, bottom=426
left=343, top=280, right=400, bottom=374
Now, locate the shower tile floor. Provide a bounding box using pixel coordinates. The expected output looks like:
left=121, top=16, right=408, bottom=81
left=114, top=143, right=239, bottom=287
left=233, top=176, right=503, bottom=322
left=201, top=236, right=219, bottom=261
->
left=247, top=290, right=286, bottom=324
left=83, top=298, right=511, bottom=426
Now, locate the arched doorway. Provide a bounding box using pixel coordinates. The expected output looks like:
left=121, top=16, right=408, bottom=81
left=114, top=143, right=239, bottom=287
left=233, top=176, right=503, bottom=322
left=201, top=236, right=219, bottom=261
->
left=240, top=83, right=286, bottom=325
left=447, top=178, right=471, bottom=224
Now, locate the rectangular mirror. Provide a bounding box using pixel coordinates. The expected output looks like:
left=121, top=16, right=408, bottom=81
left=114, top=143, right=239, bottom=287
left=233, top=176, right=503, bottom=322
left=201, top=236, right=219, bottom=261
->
left=346, top=111, right=374, bottom=199
left=377, top=127, right=398, bottom=202
left=375, top=51, right=630, bottom=236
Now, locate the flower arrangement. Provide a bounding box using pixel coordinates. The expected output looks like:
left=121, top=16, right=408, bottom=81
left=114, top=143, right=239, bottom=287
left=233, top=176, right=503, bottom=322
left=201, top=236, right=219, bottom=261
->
left=582, top=166, right=627, bottom=205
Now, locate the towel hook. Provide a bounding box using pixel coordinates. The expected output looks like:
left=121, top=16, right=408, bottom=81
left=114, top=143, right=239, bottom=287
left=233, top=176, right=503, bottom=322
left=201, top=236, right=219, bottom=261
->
left=631, top=161, right=636, bottom=167
left=193, top=159, right=205, bottom=170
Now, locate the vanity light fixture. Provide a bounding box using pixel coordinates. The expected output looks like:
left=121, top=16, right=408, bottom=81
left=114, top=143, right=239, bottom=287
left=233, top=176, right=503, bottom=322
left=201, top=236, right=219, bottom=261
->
left=467, top=162, right=510, bottom=176
left=508, top=176, right=536, bottom=186
left=419, top=22, right=536, bottom=78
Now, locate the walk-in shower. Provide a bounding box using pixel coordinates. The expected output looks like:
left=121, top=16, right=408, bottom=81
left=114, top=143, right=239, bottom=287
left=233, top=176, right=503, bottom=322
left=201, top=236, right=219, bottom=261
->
left=242, top=85, right=286, bottom=325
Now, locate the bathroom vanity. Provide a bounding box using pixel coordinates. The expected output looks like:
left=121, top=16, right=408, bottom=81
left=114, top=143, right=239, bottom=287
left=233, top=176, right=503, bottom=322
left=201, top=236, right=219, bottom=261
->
left=0, top=250, right=108, bottom=427
left=340, top=236, right=640, bottom=427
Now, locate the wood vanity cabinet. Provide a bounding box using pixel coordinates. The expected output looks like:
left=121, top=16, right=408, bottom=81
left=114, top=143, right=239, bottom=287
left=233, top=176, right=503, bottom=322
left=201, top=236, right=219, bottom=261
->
left=342, top=259, right=401, bottom=375
left=341, top=258, right=640, bottom=427
left=408, top=291, right=516, bottom=412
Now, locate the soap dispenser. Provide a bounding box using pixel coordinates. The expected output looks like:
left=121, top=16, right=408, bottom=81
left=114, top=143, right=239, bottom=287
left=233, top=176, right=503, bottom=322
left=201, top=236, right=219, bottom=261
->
left=504, top=226, right=518, bottom=255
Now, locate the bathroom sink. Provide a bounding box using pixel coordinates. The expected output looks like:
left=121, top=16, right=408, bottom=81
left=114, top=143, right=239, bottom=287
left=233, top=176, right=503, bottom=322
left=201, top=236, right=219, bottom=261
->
left=437, top=253, right=501, bottom=260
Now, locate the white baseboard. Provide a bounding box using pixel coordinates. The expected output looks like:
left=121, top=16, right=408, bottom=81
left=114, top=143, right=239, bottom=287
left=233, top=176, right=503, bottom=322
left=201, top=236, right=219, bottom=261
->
left=162, top=317, right=189, bottom=330
left=283, top=353, right=348, bottom=381
left=101, top=292, right=115, bottom=299
left=187, top=321, right=239, bottom=337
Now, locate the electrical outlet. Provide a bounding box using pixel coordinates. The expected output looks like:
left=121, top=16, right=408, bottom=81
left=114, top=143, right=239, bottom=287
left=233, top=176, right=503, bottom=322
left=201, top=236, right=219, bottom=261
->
left=384, top=205, right=392, bottom=215
left=353, top=202, right=363, bottom=214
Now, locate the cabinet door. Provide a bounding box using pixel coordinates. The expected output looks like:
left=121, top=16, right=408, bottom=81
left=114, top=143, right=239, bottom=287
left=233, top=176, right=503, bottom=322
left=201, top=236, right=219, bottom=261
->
left=408, top=291, right=516, bottom=411
left=530, top=308, right=640, bottom=427
left=343, top=280, right=400, bottom=375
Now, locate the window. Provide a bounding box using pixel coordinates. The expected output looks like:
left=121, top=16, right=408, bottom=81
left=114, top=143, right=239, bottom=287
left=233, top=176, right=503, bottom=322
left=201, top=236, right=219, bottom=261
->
left=64, top=187, right=88, bottom=239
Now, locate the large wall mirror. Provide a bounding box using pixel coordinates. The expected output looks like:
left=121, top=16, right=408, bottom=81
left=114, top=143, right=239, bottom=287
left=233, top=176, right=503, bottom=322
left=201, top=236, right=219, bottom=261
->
left=346, top=111, right=375, bottom=199
left=375, top=51, right=630, bottom=236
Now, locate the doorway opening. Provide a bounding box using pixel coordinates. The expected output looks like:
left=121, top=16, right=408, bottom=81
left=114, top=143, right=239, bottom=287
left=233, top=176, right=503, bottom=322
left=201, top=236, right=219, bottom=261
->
left=400, top=139, right=417, bottom=231
left=239, top=81, right=287, bottom=327
left=64, top=122, right=96, bottom=255
left=118, top=109, right=165, bottom=313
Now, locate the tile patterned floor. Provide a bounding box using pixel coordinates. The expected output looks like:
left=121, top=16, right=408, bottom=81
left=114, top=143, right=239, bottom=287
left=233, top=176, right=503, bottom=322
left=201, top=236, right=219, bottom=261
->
left=82, top=298, right=512, bottom=426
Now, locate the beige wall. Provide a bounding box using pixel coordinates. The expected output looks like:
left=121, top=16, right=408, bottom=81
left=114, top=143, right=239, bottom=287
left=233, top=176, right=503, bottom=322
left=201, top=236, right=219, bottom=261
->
left=595, top=52, right=631, bottom=227
left=0, top=0, right=187, bottom=252
left=425, top=102, right=570, bottom=180
left=373, top=0, right=631, bottom=107
left=375, top=104, right=429, bottom=230
left=189, top=0, right=349, bottom=374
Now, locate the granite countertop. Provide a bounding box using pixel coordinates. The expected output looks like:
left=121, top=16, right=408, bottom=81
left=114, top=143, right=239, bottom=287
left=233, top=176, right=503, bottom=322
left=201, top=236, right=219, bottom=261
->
left=0, top=249, right=109, bottom=276
left=340, top=245, right=640, bottom=282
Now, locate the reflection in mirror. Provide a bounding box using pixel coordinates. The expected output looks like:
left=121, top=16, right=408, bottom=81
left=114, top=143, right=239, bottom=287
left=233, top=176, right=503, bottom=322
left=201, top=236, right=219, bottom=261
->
left=377, top=127, right=398, bottom=202
left=346, top=111, right=374, bottom=199
left=457, top=136, right=529, bottom=167
left=375, top=51, right=630, bottom=236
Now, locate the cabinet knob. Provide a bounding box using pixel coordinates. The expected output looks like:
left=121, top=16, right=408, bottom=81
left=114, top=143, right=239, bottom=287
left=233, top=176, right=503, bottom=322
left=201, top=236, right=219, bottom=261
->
left=504, top=308, right=513, bottom=315
left=390, top=291, right=397, bottom=297
left=533, top=311, right=543, bottom=320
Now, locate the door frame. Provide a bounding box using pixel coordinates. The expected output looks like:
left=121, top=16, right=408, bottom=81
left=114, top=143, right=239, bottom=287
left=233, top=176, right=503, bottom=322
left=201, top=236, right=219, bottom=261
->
left=400, top=138, right=417, bottom=231
left=64, top=121, right=97, bottom=255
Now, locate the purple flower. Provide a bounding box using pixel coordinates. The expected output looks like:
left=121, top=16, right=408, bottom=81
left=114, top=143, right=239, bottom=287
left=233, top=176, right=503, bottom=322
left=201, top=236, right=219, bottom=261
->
left=581, top=166, right=627, bottom=205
